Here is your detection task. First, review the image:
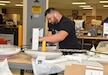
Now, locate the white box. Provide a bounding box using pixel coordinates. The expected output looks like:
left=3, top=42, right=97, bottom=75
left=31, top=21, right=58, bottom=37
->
left=32, top=28, right=43, bottom=50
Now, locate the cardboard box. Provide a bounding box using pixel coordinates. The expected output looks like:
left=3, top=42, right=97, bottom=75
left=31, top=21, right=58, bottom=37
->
left=64, top=63, right=108, bottom=75
left=101, top=63, right=108, bottom=75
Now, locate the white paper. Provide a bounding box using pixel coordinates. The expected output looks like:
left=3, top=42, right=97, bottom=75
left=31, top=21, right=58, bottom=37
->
left=89, top=45, right=96, bottom=56
left=88, top=57, right=108, bottom=62
left=31, top=55, right=105, bottom=75
left=31, top=57, right=76, bottom=75
left=36, top=56, right=46, bottom=64
left=86, top=69, right=103, bottom=75
left=39, top=28, right=43, bottom=37
left=83, top=61, right=103, bottom=68
left=44, top=56, right=68, bottom=64
left=0, top=59, right=12, bottom=75
left=103, top=23, right=108, bottom=34
left=32, top=28, right=44, bottom=50
left=32, top=28, right=39, bottom=50
left=90, top=45, right=96, bottom=52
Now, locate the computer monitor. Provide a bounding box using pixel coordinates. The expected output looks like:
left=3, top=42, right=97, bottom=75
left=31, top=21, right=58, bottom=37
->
left=74, top=20, right=84, bottom=30
left=91, top=19, right=102, bottom=26
left=103, top=23, right=108, bottom=37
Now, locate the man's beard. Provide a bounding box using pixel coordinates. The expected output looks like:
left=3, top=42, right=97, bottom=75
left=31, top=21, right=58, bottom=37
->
left=53, top=16, right=58, bottom=24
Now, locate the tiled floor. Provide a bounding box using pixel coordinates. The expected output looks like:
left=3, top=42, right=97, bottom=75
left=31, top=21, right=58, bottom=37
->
left=11, top=68, right=64, bottom=75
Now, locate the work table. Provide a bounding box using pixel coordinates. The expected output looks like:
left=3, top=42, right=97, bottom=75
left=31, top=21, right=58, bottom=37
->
left=1, top=51, right=108, bottom=75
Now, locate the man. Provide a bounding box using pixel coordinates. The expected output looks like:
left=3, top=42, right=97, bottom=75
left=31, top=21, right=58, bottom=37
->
left=39, top=8, right=80, bottom=49
left=39, top=7, right=80, bottom=75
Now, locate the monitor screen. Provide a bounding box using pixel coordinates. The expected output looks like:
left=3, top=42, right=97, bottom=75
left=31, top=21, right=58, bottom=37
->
left=91, top=19, right=102, bottom=26
left=74, top=20, right=84, bottom=30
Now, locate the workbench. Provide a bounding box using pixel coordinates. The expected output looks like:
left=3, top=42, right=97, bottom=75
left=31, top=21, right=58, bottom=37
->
left=0, top=53, right=32, bottom=75
left=77, top=36, right=108, bottom=49
left=1, top=52, right=108, bottom=75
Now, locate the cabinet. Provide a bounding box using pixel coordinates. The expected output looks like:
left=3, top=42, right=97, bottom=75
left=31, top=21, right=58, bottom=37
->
left=0, top=34, right=14, bottom=44
left=0, top=27, right=18, bottom=45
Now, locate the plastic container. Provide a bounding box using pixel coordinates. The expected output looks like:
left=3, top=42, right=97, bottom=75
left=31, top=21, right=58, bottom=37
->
left=96, top=41, right=108, bottom=53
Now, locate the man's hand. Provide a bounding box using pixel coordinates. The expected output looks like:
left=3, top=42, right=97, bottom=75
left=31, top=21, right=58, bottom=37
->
left=39, top=30, right=68, bottom=43
left=39, top=37, right=45, bottom=42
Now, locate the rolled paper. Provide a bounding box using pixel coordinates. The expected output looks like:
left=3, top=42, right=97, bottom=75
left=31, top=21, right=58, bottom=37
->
left=42, top=40, right=46, bottom=52
left=18, top=25, right=22, bottom=47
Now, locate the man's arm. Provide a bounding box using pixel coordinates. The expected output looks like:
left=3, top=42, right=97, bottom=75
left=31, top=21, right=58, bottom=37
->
left=47, top=31, right=53, bottom=36
left=39, top=30, right=68, bottom=43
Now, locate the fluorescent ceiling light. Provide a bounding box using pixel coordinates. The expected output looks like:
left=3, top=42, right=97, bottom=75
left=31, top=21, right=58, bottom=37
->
left=0, top=1, right=11, bottom=3
left=72, top=2, right=86, bottom=4
left=103, top=5, right=108, bottom=7
left=0, top=3, right=6, bottom=6
left=83, top=7, right=93, bottom=9
left=15, top=4, right=23, bottom=6
left=79, top=5, right=91, bottom=7
left=99, top=1, right=108, bottom=3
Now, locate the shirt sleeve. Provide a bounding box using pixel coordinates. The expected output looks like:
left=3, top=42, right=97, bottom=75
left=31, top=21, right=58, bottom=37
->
left=60, top=21, right=75, bottom=34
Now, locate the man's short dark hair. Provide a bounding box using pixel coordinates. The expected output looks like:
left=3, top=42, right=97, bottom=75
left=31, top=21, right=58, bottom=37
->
left=45, top=8, right=57, bottom=16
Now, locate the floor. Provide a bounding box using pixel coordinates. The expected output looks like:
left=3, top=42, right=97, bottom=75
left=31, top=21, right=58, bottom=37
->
left=11, top=68, right=64, bottom=75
